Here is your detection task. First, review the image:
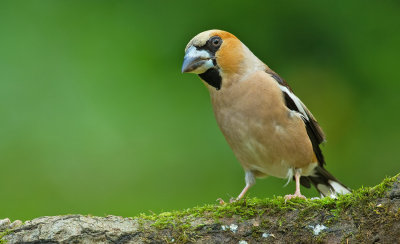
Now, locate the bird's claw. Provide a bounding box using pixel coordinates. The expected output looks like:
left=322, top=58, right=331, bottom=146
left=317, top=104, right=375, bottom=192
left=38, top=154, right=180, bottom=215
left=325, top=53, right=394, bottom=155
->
left=284, top=193, right=306, bottom=203
left=217, top=198, right=226, bottom=205
left=217, top=197, right=240, bottom=205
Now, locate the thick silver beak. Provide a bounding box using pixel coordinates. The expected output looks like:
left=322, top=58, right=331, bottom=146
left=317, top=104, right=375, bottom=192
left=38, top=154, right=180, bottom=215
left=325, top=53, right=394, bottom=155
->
left=181, top=46, right=214, bottom=74
left=181, top=56, right=206, bottom=73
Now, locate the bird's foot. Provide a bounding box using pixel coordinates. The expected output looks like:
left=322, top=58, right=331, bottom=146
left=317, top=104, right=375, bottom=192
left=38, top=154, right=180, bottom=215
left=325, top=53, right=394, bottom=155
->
left=217, top=197, right=241, bottom=205
left=229, top=197, right=237, bottom=203
left=217, top=198, right=226, bottom=205
left=284, top=193, right=306, bottom=202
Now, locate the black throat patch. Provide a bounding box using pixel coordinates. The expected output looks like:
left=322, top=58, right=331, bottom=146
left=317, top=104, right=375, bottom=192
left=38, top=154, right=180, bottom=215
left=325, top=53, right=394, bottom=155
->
left=195, top=36, right=223, bottom=91
left=198, top=68, right=222, bottom=90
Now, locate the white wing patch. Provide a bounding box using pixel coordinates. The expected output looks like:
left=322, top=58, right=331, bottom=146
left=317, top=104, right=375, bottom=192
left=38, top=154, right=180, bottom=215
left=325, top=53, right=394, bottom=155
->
left=278, top=84, right=310, bottom=121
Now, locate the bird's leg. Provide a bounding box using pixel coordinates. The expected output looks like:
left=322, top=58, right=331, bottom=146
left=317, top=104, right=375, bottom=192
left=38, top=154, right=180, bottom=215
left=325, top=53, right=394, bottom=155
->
left=237, top=183, right=251, bottom=200
left=218, top=171, right=256, bottom=205
left=284, top=169, right=306, bottom=201
left=218, top=183, right=252, bottom=205
left=230, top=171, right=256, bottom=203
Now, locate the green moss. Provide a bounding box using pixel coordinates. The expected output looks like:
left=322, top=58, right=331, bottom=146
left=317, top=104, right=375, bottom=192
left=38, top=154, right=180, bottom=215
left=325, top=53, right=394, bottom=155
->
left=134, top=174, right=398, bottom=243
left=0, top=229, right=12, bottom=244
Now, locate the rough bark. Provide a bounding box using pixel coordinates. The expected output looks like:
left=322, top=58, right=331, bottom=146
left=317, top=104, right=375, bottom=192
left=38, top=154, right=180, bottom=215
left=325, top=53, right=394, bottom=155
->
left=1, top=174, right=400, bottom=244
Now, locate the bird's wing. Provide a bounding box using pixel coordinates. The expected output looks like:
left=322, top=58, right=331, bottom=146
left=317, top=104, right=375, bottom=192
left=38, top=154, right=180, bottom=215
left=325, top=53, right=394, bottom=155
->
left=265, top=69, right=326, bottom=166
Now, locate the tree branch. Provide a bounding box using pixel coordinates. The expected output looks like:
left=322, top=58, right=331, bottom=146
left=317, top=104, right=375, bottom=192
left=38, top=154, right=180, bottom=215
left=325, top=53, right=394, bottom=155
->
left=2, top=174, right=400, bottom=243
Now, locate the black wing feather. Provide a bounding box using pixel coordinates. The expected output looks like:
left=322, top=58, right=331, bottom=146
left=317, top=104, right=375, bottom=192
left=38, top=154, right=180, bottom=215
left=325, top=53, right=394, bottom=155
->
left=267, top=69, right=326, bottom=166
left=265, top=70, right=351, bottom=195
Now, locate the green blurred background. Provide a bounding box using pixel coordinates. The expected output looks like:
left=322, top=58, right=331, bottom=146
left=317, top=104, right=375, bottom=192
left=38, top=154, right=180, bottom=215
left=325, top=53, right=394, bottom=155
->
left=1, top=1, right=399, bottom=221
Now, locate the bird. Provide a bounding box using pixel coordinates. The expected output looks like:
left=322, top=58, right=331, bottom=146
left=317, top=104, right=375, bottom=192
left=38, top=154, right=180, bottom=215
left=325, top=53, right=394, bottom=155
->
left=181, top=30, right=351, bottom=201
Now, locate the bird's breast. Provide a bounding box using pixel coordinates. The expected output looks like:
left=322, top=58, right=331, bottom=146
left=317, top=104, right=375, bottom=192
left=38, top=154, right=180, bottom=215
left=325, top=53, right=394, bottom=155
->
left=209, top=71, right=314, bottom=178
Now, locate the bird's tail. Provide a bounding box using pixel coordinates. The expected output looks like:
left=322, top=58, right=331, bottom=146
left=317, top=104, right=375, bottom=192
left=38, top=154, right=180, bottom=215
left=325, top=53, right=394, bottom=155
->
left=300, top=166, right=351, bottom=197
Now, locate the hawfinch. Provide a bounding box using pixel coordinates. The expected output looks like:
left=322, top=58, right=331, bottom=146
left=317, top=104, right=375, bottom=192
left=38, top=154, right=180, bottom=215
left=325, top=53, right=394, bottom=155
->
left=181, top=30, right=350, bottom=200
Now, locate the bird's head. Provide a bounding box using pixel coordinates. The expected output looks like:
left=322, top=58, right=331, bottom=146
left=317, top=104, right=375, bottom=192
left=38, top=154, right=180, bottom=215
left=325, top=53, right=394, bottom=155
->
left=182, top=30, right=250, bottom=90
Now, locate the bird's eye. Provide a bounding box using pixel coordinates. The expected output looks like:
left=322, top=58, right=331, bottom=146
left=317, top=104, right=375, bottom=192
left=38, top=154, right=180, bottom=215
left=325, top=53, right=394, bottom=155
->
left=210, top=37, right=222, bottom=47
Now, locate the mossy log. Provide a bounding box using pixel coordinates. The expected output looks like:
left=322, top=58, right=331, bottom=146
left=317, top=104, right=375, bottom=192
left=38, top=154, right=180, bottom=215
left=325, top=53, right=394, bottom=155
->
left=1, top=174, right=400, bottom=244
